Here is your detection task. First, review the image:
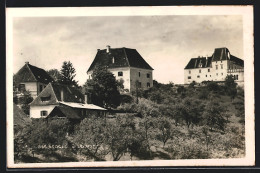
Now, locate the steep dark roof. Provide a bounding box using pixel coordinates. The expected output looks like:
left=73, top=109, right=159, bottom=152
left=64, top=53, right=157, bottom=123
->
left=230, top=55, right=244, bottom=67
left=212, top=47, right=230, bottom=61
left=14, top=63, right=54, bottom=85
left=47, top=106, right=81, bottom=119
left=30, top=83, right=84, bottom=106
left=184, top=57, right=212, bottom=69
left=185, top=47, right=244, bottom=69
left=87, top=47, right=153, bottom=72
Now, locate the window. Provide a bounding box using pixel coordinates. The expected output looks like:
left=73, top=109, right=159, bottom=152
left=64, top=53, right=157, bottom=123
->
left=40, top=85, right=43, bottom=92
left=139, top=72, right=141, bottom=77
left=188, top=76, right=191, bottom=79
left=41, top=111, right=48, bottom=117
left=206, top=75, right=207, bottom=77
left=41, top=95, right=51, bottom=102
left=216, top=73, right=218, bottom=76
left=118, top=71, right=123, bottom=76
left=147, top=82, right=150, bottom=88
left=147, top=73, right=150, bottom=78
left=138, top=82, right=142, bottom=87
left=221, top=73, right=223, bottom=76
left=189, top=70, right=191, bottom=74
left=19, top=84, right=25, bottom=92
left=221, top=64, right=223, bottom=69
left=216, top=65, right=218, bottom=70
left=210, top=75, right=211, bottom=77
left=208, top=69, right=210, bottom=72
left=197, top=75, right=200, bottom=78
left=199, top=69, right=201, bottom=73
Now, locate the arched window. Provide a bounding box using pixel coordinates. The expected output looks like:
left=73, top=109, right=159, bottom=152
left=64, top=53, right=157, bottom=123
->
left=112, top=57, right=115, bottom=64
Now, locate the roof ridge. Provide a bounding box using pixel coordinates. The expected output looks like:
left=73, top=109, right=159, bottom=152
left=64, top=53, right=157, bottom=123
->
left=123, top=47, right=130, bottom=67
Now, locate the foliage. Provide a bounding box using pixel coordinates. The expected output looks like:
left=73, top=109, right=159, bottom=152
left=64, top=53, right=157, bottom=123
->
left=202, top=101, right=227, bottom=131
left=156, top=116, right=174, bottom=147
left=59, top=61, right=78, bottom=87
left=46, top=69, right=61, bottom=82
left=71, top=117, right=108, bottom=161
left=85, top=65, right=121, bottom=108
left=224, top=75, right=238, bottom=102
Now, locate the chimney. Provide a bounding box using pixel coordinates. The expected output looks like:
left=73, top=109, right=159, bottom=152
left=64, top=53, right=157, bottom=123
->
left=61, top=89, right=64, bottom=102
left=97, top=49, right=100, bottom=52
left=84, top=94, right=88, bottom=104
left=106, top=45, right=110, bottom=53
left=25, top=61, right=29, bottom=65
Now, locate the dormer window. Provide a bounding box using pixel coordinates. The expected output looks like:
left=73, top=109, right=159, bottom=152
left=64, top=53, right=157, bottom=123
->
left=139, top=72, right=141, bottom=77
left=199, top=63, right=202, bottom=68
left=41, top=95, right=51, bottom=102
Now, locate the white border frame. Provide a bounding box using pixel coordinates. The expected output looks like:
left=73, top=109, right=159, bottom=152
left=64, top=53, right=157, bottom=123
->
left=6, top=6, right=254, bottom=168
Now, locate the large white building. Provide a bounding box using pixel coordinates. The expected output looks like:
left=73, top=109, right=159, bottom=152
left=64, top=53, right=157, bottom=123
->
left=87, top=46, right=154, bottom=92
left=184, top=47, right=244, bottom=86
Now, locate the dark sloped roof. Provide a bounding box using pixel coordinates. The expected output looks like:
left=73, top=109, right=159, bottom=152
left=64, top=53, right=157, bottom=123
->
left=212, top=47, right=229, bottom=61
left=87, top=47, right=153, bottom=72
left=30, top=83, right=84, bottom=106
left=30, top=83, right=58, bottom=106
left=185, top=47, right=244, bottom=69
left=184, top=57, right=212, bottom=69
left=230, top=55, right=244, bottom=67
left=52, top=83, right=84, bottom=102
left=48, top=106, right=81, bottom=119
left=13, top=103, right=32, bottom=126
left=14, top=63, right=54, bottom=85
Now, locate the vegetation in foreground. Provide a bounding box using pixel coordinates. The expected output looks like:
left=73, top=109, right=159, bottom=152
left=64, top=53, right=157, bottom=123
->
left=14, top=74, right=245, bottom=163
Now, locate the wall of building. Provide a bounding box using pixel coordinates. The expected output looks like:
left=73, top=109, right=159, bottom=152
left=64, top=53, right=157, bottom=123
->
left=184, top=60, right=233, bottom=84
left=130, top=67, right=153, bottom=92
left=87, top=67, right=153, bottom=92
left=108, top=67, right=131, bottom=91
left=184, top=67, right=213, bottom=84
left=211, top=60, right=229, bottom=81
left=22, top=82, right=38, bottom=98
left=30, top=105, right=57, bottom=118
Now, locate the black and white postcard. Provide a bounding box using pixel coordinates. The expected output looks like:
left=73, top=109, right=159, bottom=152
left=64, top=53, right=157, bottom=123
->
left=6, top=6, right=254, bottom=167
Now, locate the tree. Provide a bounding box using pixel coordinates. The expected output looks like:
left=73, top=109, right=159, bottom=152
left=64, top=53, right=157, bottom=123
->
left=19, top=90, right=33, bottom=115
left=71, top=117, right=108, bottom=161
left=156, top=117, right=173, bottom=147
left=85, top=65, right=121, bottom=108
left=225, top=75, right=238, bottom=102
left=47, top=69, right=61, bottom=82
left=202, top=101, right=227, bottom=131
left=59, top=61, right=78, bottom=87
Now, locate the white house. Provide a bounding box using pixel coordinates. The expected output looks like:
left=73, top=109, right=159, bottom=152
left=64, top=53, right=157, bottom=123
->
left=184, top=47, right=244, bottom=86
left=87, top=46, right=154, bottom=92
left=14, top=62, right=54, bottom=98
left=29, top=83, right=106, bottom=119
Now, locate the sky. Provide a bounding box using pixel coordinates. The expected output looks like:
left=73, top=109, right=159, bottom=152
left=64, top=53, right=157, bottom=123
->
left=13, top=15, right=243, bottom=85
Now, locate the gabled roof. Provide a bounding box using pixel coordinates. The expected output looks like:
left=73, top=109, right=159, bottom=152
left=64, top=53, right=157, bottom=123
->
left=47, top=106, right=81, bottom=119
left=87, top=47, right=153, bottom=72
left=184, top=57, right=212, bottom=69
left=30, top=83, right=84, bottom=106
left=14, top=62, right=54, bottom=85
